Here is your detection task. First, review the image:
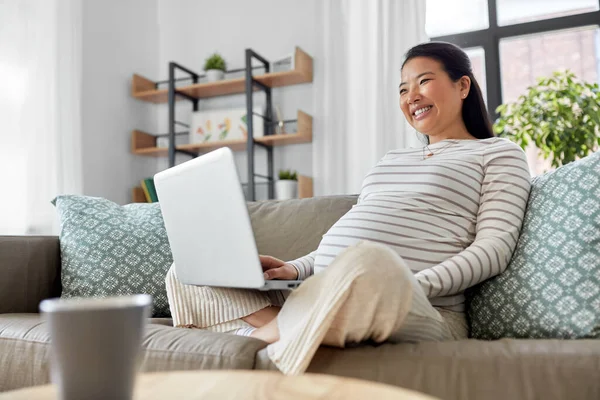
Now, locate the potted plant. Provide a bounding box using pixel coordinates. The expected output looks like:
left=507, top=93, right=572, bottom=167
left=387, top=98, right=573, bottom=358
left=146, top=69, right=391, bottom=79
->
left=276, top=169, right=298, bottom=200
left=494, top=69, right=600, bottom=168
left=203, top=52, right=227, bottom=82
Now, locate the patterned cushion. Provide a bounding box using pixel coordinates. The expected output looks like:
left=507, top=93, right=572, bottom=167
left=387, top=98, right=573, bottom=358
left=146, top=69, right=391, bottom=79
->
left=467, top=151, right=600, bottom=339
left=52, top=195, right=173, bottom=317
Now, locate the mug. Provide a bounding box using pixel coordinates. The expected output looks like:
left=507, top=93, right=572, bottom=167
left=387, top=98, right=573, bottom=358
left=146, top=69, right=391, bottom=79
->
left=39, top=294, right=152, bottom=400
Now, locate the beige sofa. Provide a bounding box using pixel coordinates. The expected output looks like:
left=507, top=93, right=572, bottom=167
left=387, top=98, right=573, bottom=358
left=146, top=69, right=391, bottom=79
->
left=1, top=195, right=599, bottom=399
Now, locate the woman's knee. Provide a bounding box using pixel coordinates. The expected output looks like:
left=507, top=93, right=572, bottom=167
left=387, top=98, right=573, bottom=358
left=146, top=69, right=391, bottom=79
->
left=321, top=241, right=413, bottom=294
left=328, top=241, right=410, bottom=275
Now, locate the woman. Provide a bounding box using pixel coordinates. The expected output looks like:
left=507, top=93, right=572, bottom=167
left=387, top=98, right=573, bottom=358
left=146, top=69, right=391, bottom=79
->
left=166, top=41, right=531, bottom=375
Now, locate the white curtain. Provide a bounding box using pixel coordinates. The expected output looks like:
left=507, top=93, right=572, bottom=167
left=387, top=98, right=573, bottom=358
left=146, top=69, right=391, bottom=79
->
left=313, top=0, right=428, bottom=196
left=0, top=0, right=82, bottom=235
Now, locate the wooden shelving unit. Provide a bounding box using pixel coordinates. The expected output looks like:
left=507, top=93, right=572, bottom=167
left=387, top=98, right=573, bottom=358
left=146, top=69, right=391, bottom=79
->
left=132, top=47, right=313, bottom=103
left=131, top=110, right=312, bottom=156
left=131, top=46, right=314, bottom=202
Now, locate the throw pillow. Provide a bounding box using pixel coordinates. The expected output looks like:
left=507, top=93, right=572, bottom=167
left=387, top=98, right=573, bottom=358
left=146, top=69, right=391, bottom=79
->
left=52, top=195, right=173, bottom=317
left=467, top=151, right=600, bottom=339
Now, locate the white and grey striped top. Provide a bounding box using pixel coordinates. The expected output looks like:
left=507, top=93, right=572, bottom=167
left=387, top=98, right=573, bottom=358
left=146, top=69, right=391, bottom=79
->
left=288, top=137, right=531, bottom=311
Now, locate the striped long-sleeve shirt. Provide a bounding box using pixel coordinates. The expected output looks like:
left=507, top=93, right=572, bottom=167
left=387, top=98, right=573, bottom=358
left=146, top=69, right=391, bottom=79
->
left=287, top=137, right=531, bottom=311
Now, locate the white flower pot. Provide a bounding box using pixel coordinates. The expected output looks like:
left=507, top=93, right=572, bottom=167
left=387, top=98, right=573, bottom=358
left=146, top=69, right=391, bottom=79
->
left=275, top=180, right=298, bottom=200
left=206, top=69, right=225, bottom=82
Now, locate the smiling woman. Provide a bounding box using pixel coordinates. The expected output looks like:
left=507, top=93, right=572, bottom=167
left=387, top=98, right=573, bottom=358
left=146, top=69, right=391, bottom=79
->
left=399, top=42, right=494, bottom=145
left=166, top=41, right=532, bottom=377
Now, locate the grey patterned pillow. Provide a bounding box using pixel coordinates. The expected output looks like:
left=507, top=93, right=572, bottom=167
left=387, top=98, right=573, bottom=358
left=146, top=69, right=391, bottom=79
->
left=467, top=151, right=600, bottom=339
left=52, top=195, right=173, bottom=317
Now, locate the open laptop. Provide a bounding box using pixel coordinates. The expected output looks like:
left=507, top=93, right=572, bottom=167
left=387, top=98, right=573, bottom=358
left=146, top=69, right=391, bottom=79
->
left=153, top=147, right=302, bottom=291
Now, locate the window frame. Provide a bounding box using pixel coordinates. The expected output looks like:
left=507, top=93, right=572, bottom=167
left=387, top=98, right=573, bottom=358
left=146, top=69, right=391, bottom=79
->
left=430, top=0, right=600, bottom=116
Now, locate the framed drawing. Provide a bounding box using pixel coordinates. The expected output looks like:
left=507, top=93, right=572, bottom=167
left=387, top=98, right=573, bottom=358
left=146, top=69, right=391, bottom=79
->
left=189, top=107, right=265, bottom=144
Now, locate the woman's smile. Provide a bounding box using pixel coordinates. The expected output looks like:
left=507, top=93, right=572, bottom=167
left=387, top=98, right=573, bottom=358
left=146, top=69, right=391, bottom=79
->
left=412, top=105, right=433, bottom=121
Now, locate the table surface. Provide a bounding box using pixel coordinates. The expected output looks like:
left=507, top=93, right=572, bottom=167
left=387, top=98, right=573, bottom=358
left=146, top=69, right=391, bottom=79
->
left=0, top=370, right=438, bottom=400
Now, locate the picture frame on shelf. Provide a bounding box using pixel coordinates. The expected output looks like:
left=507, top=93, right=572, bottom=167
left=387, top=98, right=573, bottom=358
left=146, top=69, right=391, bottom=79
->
left=270, top=52, right=295, bottom=73
left=189, top=107, right=265, bottom=145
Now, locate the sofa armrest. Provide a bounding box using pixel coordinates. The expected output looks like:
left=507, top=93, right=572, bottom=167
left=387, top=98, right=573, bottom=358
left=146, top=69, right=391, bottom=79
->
left=0, top=236, right=61, bottom=314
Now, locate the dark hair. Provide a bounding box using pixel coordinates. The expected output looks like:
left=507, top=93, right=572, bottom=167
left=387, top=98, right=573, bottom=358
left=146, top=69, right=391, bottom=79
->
left=402, top=41, right=494, bottom=141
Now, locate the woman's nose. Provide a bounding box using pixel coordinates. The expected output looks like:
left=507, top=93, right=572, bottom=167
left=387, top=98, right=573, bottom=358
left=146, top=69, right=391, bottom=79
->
left=407, top=88, right=421, bottom=105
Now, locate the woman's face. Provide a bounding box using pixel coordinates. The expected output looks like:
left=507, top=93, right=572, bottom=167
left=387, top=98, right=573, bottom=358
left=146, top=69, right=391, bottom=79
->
left=399, top=57, right=470, bottom=141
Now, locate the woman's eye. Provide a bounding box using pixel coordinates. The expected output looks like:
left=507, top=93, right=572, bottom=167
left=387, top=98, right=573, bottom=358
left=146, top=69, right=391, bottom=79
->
left=420, top=79, right=430, bottom=85
left=399, top=89, right=407, bottom=95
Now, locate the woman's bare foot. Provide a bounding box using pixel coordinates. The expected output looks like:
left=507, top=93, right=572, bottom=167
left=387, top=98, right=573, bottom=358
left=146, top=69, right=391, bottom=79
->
left=249, top=315, right=280, bottom=343
left=241, top=306, right=281, bottom=328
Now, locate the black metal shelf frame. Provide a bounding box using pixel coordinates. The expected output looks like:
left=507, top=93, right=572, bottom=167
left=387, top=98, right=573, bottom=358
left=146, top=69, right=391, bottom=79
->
left=167, top=62, right=199, bottom=168
left=164, top=49, right=283, bottom=201
left=245, top=49, right=274, bottom=201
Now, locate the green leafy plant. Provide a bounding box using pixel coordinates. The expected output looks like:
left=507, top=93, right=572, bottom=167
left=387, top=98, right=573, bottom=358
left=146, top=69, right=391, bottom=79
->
left=203, top=53, right=227, bottom=72
left=278, top=169, right=298, bottom=181
left=494, top=70, right=600, bottom=168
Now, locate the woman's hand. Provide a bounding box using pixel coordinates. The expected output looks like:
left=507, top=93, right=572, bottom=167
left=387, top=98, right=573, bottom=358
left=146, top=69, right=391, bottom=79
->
left=259, top=255, right=299, bottom=280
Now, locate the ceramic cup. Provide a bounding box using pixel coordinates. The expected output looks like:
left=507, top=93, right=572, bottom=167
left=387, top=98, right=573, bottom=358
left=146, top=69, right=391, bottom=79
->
left=39, top=294, right=152, bottom=400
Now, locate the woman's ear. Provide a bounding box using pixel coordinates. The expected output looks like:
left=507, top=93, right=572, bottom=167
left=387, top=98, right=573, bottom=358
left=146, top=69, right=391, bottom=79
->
left=460, top=76, right=471, bottom=98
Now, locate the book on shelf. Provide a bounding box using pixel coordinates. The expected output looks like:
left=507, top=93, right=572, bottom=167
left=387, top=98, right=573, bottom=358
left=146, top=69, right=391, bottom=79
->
left=140, top=177, right=159, bottom=203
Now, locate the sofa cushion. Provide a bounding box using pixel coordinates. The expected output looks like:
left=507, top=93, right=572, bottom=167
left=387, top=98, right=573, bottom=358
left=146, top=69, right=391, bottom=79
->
left=467, top=151, right=600, bottom=339
left=52, top=195, right=173, bottom=317
left=255, top=339, right=600, bottom=400
left=0, top=314, right=266, bottom=392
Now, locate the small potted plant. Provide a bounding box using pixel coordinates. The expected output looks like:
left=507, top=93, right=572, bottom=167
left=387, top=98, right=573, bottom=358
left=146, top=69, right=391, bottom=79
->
left=204, top=52, right=227, bottom=82
left=494, top=69, right=600, bottom=168
left=276, top=169, right=298, bottom=200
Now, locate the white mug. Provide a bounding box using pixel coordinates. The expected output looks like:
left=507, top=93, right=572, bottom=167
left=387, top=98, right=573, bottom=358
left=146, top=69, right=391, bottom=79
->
left=40, top=294, right=152, bottom=400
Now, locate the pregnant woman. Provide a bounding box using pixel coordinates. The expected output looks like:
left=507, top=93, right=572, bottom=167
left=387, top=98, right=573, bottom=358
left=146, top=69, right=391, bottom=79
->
left=166, top=41, right=531, bottom=375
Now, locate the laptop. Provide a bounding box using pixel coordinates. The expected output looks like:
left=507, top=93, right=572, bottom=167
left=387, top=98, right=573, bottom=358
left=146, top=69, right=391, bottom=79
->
left=153, top=147, right=302, bottom=291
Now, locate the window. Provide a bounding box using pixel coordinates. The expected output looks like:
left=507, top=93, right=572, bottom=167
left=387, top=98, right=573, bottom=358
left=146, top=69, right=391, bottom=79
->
left=425, top=0, right=489, bottom=37
left=500, top=26, right=599, bottom=103
left=496, top=0, right=599, bottom=26
left=464, top=47, right=487, bottom=103
left=427, top=0, right=600, bottom=175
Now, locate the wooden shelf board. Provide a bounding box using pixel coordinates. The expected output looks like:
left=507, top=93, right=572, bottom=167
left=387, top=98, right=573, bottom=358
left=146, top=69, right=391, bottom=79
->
left=132, top=133, right=311, bottom=157
left=132, top=47, right=313, bottom=104
left=179, top=139, right=247, bottom=153
left=133, top=71, right=310, bottom=103
left=132, top=110, right=312, bottom=157
left=255, top=133, right=310, bottom=146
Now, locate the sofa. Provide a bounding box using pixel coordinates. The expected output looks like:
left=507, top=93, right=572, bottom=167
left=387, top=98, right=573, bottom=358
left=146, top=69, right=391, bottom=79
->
left=1, top=195, right=599, bottom=400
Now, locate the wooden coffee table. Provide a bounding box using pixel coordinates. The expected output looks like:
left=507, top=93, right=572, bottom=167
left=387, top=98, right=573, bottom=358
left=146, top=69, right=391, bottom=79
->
left=0, top=370, right=438, bottom=399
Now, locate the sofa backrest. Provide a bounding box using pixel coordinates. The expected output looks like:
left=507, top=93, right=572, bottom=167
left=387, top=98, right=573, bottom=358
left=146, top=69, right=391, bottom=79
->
left=0, top=195, right=358, bottom=314
left=249, top=195, right=358, bottom=261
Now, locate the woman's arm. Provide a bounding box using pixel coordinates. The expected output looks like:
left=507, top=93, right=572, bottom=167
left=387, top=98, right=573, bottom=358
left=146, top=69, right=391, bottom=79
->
left=415, top=140, right=531, bottom=298
left=286, top=251, right=317, bottom=280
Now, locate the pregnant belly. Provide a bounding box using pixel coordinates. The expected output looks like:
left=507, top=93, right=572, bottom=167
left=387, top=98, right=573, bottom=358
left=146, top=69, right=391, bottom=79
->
left=313, top=205, right=472, bottom=274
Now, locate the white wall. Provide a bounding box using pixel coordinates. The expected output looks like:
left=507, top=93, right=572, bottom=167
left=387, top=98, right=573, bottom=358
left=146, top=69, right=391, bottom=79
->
left=155, top=0, right=318, bottom=200
left=81, top=0, right=160, bottom=204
